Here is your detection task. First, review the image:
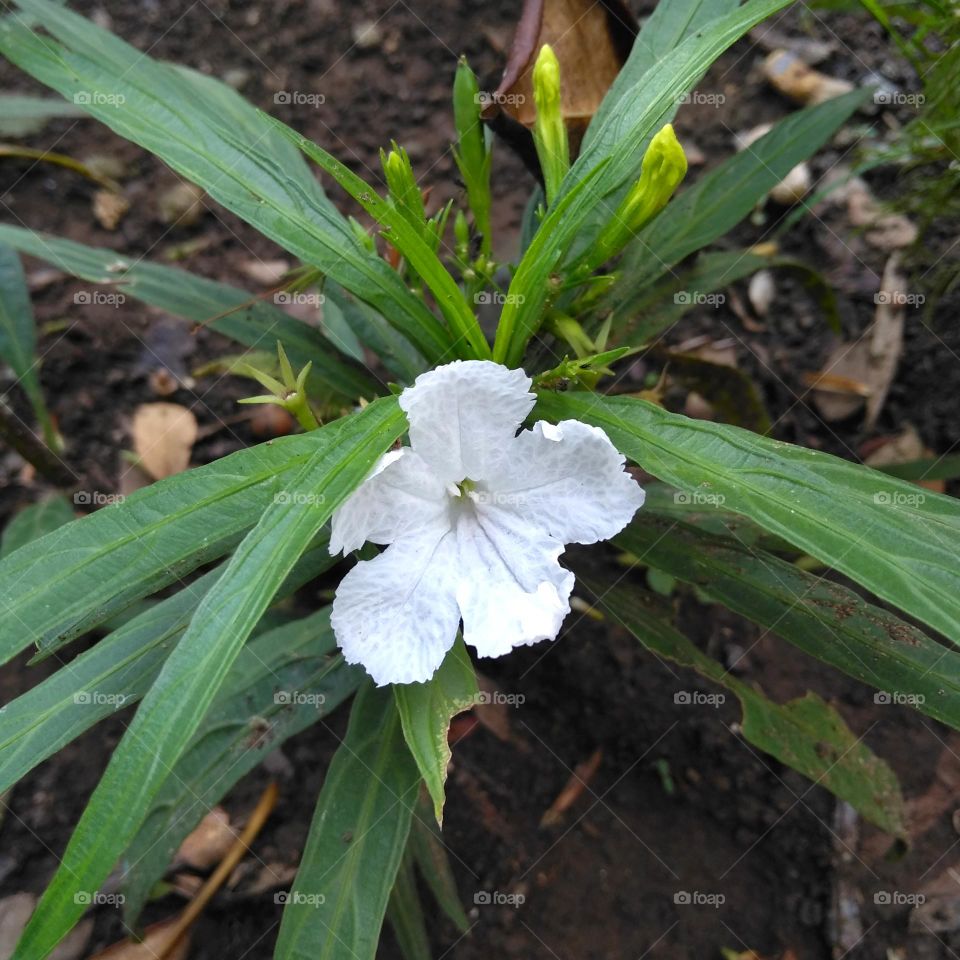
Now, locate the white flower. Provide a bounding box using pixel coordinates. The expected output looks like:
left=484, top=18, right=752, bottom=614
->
left=329, top=360, right=645, bottom=685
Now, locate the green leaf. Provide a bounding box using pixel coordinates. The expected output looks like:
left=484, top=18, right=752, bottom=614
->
left=536, top=390, right=960, bottom=644
left=120, top=607, right=363, bottom=928
left=0, top=93, right=85, bottom=137
left=611, top=90, right=870, bottom=308
left=0, top=431, right=320, bottom=664
left=0, top=240, right=54, bottom=443
left=0, top=0, right=452, bottom=364
left=618, top=515, right=960, bottom=733
left=269, top=118, right=490, bottom=361
left=587, top=578, right=907, bottom=838
left=583, top=0, right=739, bottom=148
left=0, top=495, right=73, bottom=558
left=492, top=162, right=610, bottom=366
left=408, top=792, right=469, bottom=933
left=11, top=398, right=406, bottom=960
left=274, top=684, right=420, bottom=960
left=0, top=225, right=379, bottom=403
left=0, top=537, right=335, bottom=799
left=394, top=637, right=478, bottom=824
left=387, top=850, right=432, bottom=960
left=612, top=249, right=774, bottom=343
left=502, top=0, right=794, bottom=359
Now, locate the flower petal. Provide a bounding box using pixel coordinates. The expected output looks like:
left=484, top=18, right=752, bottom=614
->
left=489, top=419, right=645, bottom=544
left=330, top=528, right=460, bottom=685
left=330, top=448, right=449, bottom=555
left=399, top=360, right=535, bottom=483
left=454, top=506, right=574, bottom=658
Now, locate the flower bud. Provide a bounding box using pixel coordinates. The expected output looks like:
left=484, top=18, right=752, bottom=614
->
left=587, top=124, right=687, bottom=270
left=532, top=44, right=570, bottom=206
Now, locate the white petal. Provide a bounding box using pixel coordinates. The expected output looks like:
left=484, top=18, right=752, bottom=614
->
left=330, top=448, right=449, bottom=555
left=399, top=360, right=535, bottom=483
left=330, top=528, right=460, bottom=685
left=487, top=419, right=645, bottom=544
left=454, top=506, right=574, bottom=658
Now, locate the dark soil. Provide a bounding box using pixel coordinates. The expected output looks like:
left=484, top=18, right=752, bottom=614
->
left=1, top=1, right=959, bottom=958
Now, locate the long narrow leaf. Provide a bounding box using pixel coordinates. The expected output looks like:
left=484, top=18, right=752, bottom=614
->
left=537, top=390, right=960, bottom=644
left=120, top=607, right=363, bottom=927
left=0, top=0, right=452, bottom=363
left=11, top=398, right=406, bottom=960
left=586, top=578, right=906, bottom=838
left=0, top=431, right=319, bottom=663
left=274, top=684, right=420, bottom=960
left=0, top=225, right=380, bottom=402
left=617, top=516, right=960, bottom=731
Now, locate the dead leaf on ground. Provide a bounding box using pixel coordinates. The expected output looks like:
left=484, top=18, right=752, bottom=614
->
left=0, top=893, right=36, bottom=960
left=239, top=258, right=290, bottom=287
left=762, top=49, right=855, bottom=105
left=484, top=0, right=637, bottom=163
left=92, top=189, right=130, bottom=231
left=88, top=919, right=192, bottom=960
left=157, top=182, right=206, bottom=227
left=176, top=806, right=236, bottom=871
left=846, top=179, right=918, bottom=251
left=540, top=747, right=602, bottom=828
left=811, top=255, right=906, bottom=426
left=131, top=403, right=198, bottom=480
left=864, top=426, right=946, bottom=493
left=910, top=864, right=960, bottom=934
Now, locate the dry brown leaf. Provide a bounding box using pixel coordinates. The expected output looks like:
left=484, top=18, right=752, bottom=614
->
left=88, top=918, right=191, bottom=960
left=92, top=190, right=130, bottom=231
left=540, top=748, right=603, bottom=828
left=846, top=179, right=918, bottom=251
left=763, top=49, right=855, bottom=105
left=472, top=672, right=512, bottom=742
left=131, top=403, right=198, bottom=480
left=239, top=258, right=289, bottom=286
left=485, top=0, right=636, bottom=162
left=864, top=426, right=946, bottom=494
left=812, top=255, right=906, bottom=426
left=157, top=183, right=205, bottom=227
left=176, top=806, right=236, bottom=871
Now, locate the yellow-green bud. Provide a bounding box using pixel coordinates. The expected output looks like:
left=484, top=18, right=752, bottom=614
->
left=532, top=44, right=569, bottom=207
left=587, top=124, right=687, bottom=270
